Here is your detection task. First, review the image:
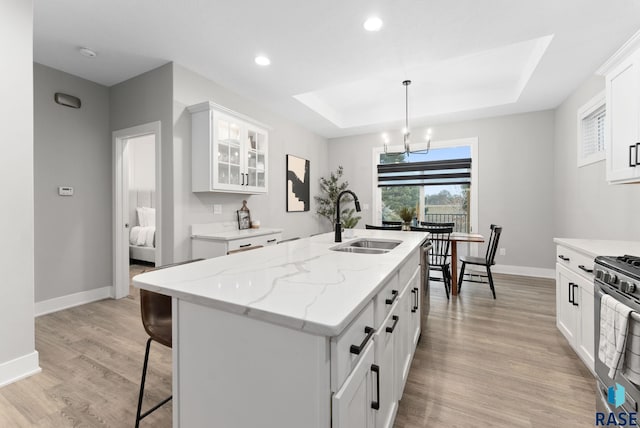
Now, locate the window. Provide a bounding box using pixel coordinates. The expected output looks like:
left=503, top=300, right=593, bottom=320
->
left=577, top=91, right=606, bottom=167
left=372, top=138, right=478, bottom=233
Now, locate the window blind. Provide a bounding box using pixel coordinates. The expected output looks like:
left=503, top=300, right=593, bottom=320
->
left=581, top=105, right=605, bottom=157
left=377, top=158, right=471, bottom=187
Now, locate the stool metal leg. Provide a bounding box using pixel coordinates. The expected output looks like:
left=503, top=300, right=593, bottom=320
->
left=135, top=338, right=172, bottom=427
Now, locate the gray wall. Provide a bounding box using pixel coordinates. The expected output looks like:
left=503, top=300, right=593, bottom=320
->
left=554, top=75, right=640, bottom=240
left=110, top=63, right=174, bottom=263
left=34, top=64, right=112, bottom=302
left=172, top=64, right=329, bottom=261
left=328, top=110, right=556, bottom=270
left=0, top=0, right=37, bottom=375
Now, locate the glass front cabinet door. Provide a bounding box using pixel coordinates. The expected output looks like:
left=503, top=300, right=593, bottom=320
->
left=188, top=101, right=269, bottom=194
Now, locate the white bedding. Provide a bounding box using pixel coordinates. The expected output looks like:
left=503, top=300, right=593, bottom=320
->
left=130, top=226, right=155, bottom=247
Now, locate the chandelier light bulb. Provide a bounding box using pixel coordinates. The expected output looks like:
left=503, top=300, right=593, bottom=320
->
left=363, top=17, right=383, bottom=32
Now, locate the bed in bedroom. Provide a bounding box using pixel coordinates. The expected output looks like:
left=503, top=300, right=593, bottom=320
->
left=129, top=190, right=157, bottom=265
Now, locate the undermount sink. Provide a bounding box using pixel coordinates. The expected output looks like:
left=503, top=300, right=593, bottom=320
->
left=332, top=247, right=389, bottom=254
left=348, top=239, right=401, bottom=250
left=330, top=238, right=402, bottom=255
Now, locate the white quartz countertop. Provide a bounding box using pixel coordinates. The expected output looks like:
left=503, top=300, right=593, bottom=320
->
left=134, top=230, right=428, bottom=336
left=554, top=238, right=640, bottom=258
left=191, top=227, right=283, bottom=241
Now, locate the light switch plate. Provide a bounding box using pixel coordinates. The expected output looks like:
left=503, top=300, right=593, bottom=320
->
left=58, top=186, right=74, bottom=196
left=213, top=204, right=222, bottom=214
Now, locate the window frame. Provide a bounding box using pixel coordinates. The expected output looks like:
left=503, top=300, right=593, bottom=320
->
left=576, top=91, right=606, bottom=168
left=371, top=137, right=479, bottom=233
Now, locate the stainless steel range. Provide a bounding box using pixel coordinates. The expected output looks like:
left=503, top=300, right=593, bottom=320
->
left=594, top=255, right=640, bottom=419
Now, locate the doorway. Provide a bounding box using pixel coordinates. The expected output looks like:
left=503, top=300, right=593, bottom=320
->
left=113, top=121, right=162, bottom=299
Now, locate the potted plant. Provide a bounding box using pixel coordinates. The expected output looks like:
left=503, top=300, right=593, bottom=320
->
left=397, top=206, right=416, bottom=230
left=315, top=166, right=360, bottom=231
left=341, top=208, right=362, bottom=237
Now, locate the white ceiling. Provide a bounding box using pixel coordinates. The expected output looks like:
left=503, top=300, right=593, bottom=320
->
left=34, top=0, right=640, bottom=139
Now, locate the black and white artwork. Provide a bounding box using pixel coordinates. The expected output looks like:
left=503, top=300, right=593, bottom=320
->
left=286, top=154, right=310, bottom=212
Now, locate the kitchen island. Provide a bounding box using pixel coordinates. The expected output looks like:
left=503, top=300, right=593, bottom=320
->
left=134, top=229, right=429, bottom=428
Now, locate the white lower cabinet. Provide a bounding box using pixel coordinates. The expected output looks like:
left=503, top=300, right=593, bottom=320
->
left=332, top=341, right=376, bottom=428
left=555, top=244, right=595, bottom=373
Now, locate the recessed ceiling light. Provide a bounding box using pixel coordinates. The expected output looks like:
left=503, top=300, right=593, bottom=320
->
left=363, top=17, right=383, bottom=32
left=79, top=47, right=97, bottom=58
left=254, top=55, right=271, bottom=66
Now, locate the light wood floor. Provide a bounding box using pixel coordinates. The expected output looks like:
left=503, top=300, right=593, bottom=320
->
left=0, top=271, right=594, bottom=427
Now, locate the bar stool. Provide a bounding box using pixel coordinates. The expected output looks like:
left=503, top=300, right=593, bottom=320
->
left=135, top=259, right=203, bottom=427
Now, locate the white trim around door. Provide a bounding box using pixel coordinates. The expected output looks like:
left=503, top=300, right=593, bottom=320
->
left=113, top=121, right=162, bottom=299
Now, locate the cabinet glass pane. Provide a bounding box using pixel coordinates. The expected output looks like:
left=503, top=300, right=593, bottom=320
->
left=218, top=120, right=229, bottom=141
left=218, top=164, right=228, bottom=184
left=229, top=146, right=240, bottom=165
left=248, top=152, right=256, bottom=168
left=256, top=132, right=266, bottom=152
left=230, top=165, right=241, bottom=185
left=248, top=171, right=256, bottom=187
left=257, top=172, right=265, bottom=188
left=218, top=143, right=230, bottom=163
left=257, top=154, right=265, bottom=171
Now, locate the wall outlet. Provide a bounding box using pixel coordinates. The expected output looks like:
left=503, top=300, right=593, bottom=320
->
left=213, top=204, right=222, bottom=214
left=499, top=248, right=506, bottom=256
left=58, top=186, right=73, bottom=196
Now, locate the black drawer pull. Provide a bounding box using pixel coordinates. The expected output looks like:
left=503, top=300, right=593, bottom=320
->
left=371, top=364, right=380, bottom=410
left=349, top=326, right=374, bottom=355
left=631, top=144, right=637, bottom=168
left=239, top=243, right=252, bottom=248
left=266, top=239, right=277, bottom=243
left=385, top=290, right=398, bottom=305
left=572, top=284, right=579, bottom=306
left=578, top=265, right=593, bottom=274
left=386, top=315, right=399, bottom=333
left=558, top=255, right=570, bottom=262
left=411, top=287, right=419, bottom=312
left=636, top=142, right=640, bottom=166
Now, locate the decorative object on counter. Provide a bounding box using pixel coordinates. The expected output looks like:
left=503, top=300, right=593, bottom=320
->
left=397, top=206, right=416, bottom=231
left=237, top=200, right=251, bottom=230
left=251, top=219, right=260, bottom=229
left=316, top=166, right=359, bottom=231
left=286, top=154, right=310, bottom=212
left=334, top=190, right=362, bottom=242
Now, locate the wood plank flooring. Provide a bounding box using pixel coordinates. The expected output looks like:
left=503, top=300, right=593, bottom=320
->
left=0, top=271, right=595, bottom=427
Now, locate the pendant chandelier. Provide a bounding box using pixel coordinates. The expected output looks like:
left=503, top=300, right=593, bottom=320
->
left=382, top=80, right=432, bottom=155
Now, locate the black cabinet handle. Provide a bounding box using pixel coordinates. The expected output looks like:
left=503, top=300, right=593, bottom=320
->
left=239, top=243, right=252, bottom=248
left=411, top=288, right=419, bottom=313
left=245, top=173, right=249, bottom=186
left=385, top=315, right=399, bottom=333
left=631, top=144, right=637, bottom=168
left=349, top=326, right=374, bottom=355
left=371, top=364, right=380, bottom=410
left=558, top=255, right=570, bottom=262
left=578, top=265, right=593, bottom=274
left=266, top=239, right=276, bottom=243
left=568, top=282, right=574, bottom=304
left=636, top=142, right=640, bottom=166
left=241, top=173, right=245, bottom=185
left=385, top=290, right=398, bottom=305
left=572, top=284, right=579, bottom=306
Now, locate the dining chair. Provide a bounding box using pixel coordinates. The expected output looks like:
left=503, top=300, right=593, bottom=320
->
left=411, top=225, right=454, bottom=299
left=457, top=225, right=502, bottom=299
left=365, top=224, right=402, bottom=230
left=135, top=259, right=203, bottom=428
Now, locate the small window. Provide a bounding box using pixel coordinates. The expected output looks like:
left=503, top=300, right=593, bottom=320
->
left=577, top=91, right=606, bottom=167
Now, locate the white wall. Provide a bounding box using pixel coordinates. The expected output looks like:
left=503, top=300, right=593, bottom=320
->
left=329, top=110, right=556, bottom=272
left=172, top=64, right=329, bottom=261
left=128, top=134, right=156, bottom=190
left=0, top=0, right=40, bottom=386
left=34, top=63, right=112, bottom=302
left=110, top=63, right=174, bottom=263
left=554, top=75, right=640, bottom=240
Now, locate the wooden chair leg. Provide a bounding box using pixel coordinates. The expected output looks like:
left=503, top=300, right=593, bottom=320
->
left=457, top=262, right=466, bottom=293
left=487, top=265, right=496, bottom=299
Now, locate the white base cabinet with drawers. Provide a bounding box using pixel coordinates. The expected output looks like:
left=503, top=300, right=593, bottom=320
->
left=555, top=243, right=596, bottom=373
left=174, top=248, right=423, bottom=428
left=191, top=229, right=282, bottom=258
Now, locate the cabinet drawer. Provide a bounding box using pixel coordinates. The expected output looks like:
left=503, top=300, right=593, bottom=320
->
left=556, top=245, right=595, bottom=280
left=227, top=233, right=281, bottom=251
left=374, top=273, right=399, bottom=329
left=331, top=301, right=375, bottom=392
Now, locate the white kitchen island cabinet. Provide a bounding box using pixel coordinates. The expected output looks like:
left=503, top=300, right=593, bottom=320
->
left=134, top=230, right=428, bottom=428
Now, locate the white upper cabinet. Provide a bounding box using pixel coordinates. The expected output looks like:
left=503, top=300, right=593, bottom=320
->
left=188, top=102, right=268, bottom=193
left=598, top=31, right=640, bottom=184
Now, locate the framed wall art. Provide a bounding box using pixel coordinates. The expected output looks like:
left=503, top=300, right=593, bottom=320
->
left=286, top=154, right=310, bottom=212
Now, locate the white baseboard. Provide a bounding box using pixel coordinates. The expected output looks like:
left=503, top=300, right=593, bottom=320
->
left=0, top=351, right=41, bottom=388
left=490, top=264, right=555, bottom=279
left=35, top=286, right=113, bottom=317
